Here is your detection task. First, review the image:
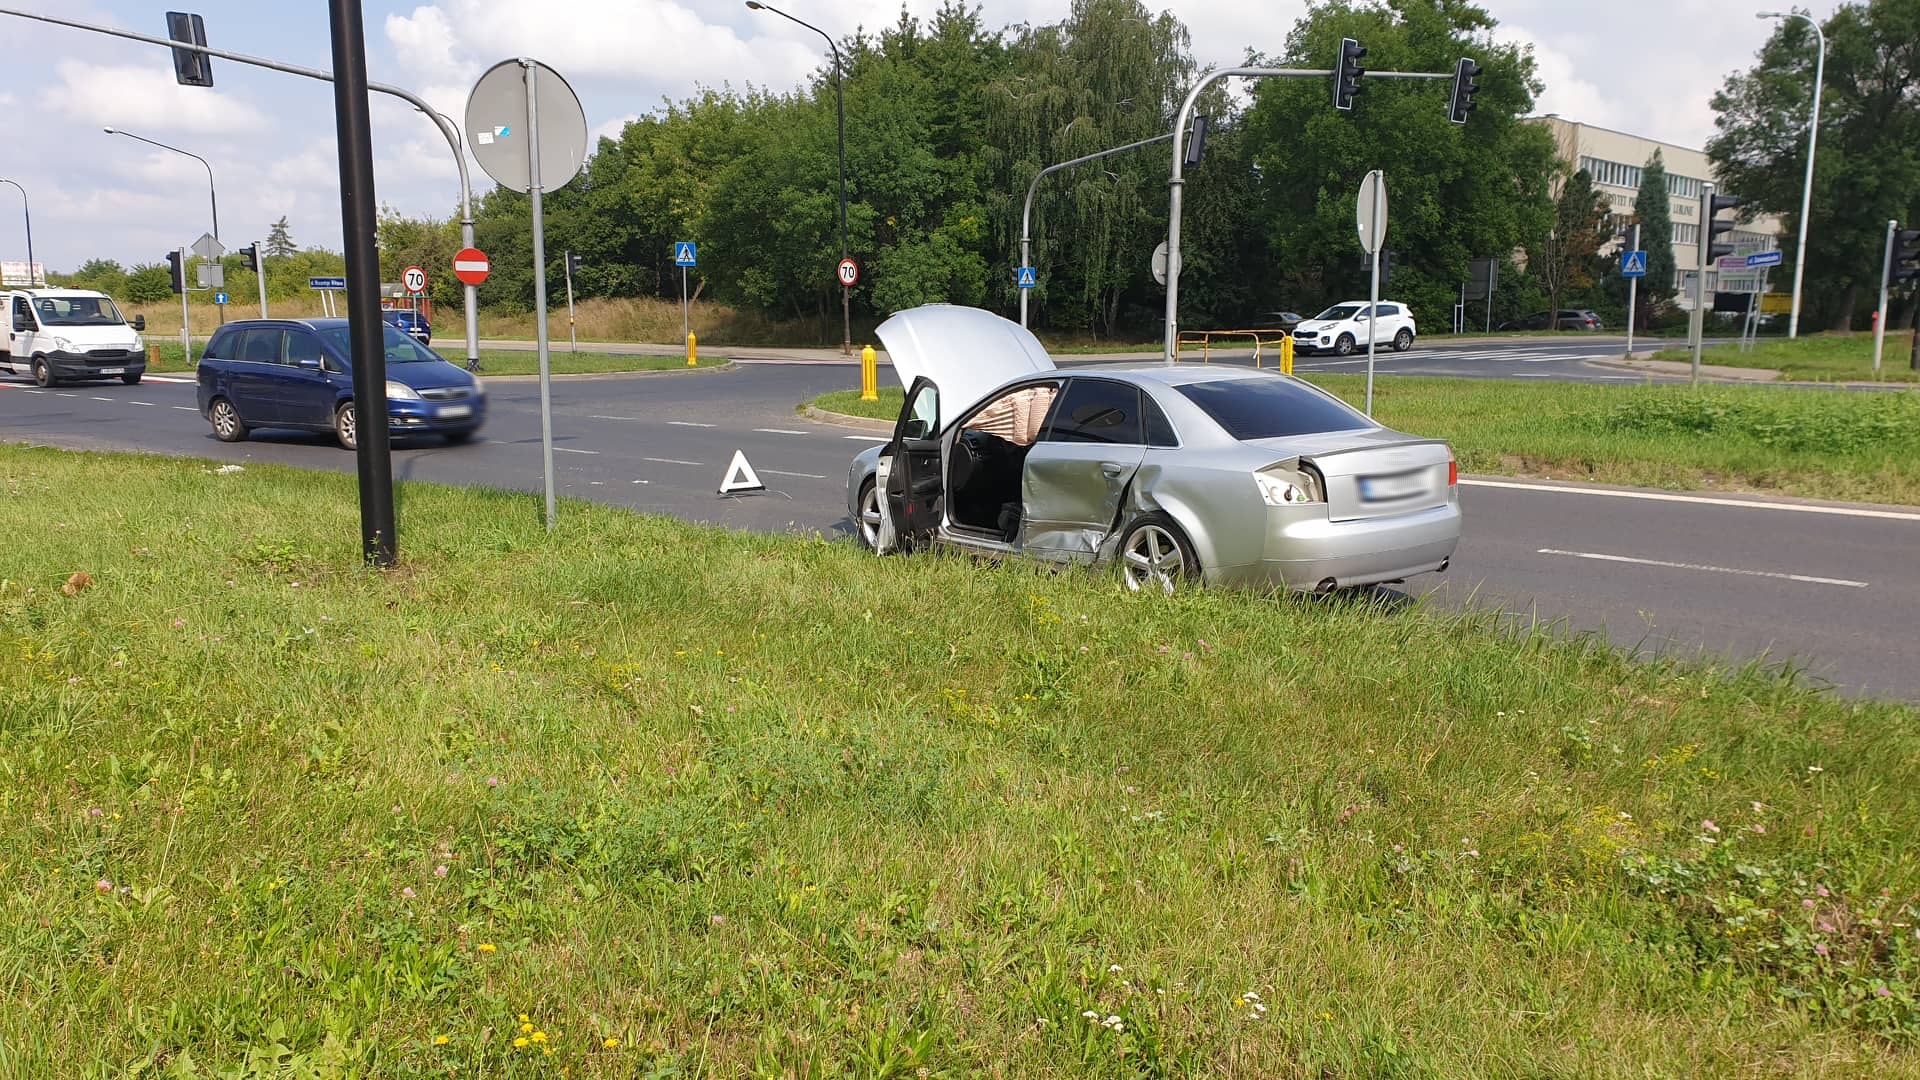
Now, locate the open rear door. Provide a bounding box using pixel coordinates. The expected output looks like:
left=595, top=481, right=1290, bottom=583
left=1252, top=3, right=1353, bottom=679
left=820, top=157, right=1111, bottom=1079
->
left=880, top=376, right=944, bottom=552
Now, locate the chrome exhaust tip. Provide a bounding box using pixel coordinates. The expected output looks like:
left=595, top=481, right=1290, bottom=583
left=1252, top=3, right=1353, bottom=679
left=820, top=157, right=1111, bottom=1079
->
left=1437, top=558, right=1450, bottom=573
left=1315, top=577, right=1339, bottom=594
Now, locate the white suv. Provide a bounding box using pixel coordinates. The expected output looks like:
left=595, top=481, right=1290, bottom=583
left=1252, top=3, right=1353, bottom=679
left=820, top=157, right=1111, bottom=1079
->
left=1291, top=301, right=1416, bottom=356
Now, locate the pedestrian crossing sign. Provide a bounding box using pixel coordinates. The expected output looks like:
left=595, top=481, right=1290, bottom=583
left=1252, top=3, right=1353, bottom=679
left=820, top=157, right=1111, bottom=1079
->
left=1620, top=250, right=1648, bottom=278
left=674, top=242, right=697, bottom=267
left=1016, top=266, right=1037, bottom=289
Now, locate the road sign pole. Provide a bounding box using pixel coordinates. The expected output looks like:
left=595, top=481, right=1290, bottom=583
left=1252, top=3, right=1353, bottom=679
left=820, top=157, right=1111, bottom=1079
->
left=523, top=60, right=557, bottom=534
left=1624, top=225, right=1639, bottom=361
left=681, top=265, right=689, bottom=355
left=1873, top=219, right=1896, bottom=377
left=564, top=251, right=577, bottom=354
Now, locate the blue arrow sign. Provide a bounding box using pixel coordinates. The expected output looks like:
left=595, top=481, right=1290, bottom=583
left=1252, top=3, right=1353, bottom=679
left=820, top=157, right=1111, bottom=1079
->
left=308, top=276, right=346, bottom=290
left=1016, top=266, right=1037, bottom=289
left=1619, top=250, right=1648, bottom=278
left=1746, top=250, right=1783, bottom=269
left=674, top=241, right=697, bottom=268
left=214, top=291, right=229, bottom=306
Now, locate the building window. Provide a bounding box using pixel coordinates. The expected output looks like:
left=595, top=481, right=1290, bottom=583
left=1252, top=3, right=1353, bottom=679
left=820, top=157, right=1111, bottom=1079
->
left=1674, top=223, right=1699, bottom=245
left=1668, top=174, right=1703, bottom=200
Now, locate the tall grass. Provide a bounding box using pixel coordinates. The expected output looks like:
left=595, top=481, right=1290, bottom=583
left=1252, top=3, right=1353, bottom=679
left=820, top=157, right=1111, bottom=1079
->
left=2, top=445, right=1918, bottom=1076
left=1654, top=332, right=1920, bottom=383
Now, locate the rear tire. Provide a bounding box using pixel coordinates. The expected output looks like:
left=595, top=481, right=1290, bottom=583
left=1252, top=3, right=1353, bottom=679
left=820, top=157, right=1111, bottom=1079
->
left=1333, top=334, right=1356, bottom=357
left=1392, top=328, right=1413, bottom=352
left=209, top=397, right=247, bottom=442
left=121, top=372, right=142, bottom=385
left=1117, top=512, right=1196, bottom=595
left=31, top=356, right=55, bottom=388
left=335, top=403, right=358, bottom=451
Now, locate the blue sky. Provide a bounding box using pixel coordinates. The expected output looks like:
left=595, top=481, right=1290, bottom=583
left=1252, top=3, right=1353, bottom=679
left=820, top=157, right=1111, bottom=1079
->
left=0, top=1, right=1828, bottom=273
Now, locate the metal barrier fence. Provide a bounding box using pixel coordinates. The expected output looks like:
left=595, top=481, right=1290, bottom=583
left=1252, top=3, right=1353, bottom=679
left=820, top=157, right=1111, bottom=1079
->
left=1175, top=329, right=1297, bottom=373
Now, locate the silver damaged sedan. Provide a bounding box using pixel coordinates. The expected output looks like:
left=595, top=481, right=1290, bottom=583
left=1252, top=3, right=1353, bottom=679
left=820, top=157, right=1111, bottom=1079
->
left=846, top=304, right=1461, bottom=593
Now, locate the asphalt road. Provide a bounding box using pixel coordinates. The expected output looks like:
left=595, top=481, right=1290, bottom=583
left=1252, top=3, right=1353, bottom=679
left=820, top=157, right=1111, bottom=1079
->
left=6, top=359, right=1917, bottom=700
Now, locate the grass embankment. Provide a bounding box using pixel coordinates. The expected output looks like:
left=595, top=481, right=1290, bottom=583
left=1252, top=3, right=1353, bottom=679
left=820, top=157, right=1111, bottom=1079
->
left=4, top=446, right=1920, bottom=1075
left=1655, top=333, right=1920, bottom=384
left=137, top=345, right=687, bottom=378
left=813, top=378, right=1920, bottom=506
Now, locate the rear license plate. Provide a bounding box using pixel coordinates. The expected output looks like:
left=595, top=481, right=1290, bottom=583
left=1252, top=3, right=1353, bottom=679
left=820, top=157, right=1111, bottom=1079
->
left=436, top=404, right=472, bottom=419
left=1359, top=471, right=1430, bottom=502
left=98, top=367, right=125, bottom=375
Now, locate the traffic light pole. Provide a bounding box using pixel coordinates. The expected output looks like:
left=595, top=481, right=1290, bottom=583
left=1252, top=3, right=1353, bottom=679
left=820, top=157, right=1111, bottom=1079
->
left=1162, top=66, right=1453, bottom=364
left=177, top=245, right=191, bottom=360
left=1020, top=132, right=1174, bottom=328
left=253, top=245, right=269, bottom=318
left=1873, top=219, right=1895, bottom=378
left=0, top=5, right=481, bottom=377
left=1691, top=185, right=1711, bottom=386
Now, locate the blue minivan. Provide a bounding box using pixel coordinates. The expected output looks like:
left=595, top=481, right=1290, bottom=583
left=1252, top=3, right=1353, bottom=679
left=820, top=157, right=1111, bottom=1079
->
left=197, top=318, right=485, bottom=449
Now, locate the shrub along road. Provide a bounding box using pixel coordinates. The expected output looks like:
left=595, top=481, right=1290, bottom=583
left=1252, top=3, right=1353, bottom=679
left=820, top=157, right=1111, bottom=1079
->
left=4, top=363, right=1918, bottom=698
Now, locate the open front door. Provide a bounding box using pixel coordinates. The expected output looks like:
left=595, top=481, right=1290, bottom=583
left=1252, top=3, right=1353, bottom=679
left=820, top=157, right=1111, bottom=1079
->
left=880, top=376, right=944, bottom=552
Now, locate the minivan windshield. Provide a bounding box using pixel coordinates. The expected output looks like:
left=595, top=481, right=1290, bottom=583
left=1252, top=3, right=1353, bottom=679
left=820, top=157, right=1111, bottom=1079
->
left=319, top=324, right=442, bottom=363
left=1312, top=305, right=1362, bottom=321
left=33, top=296, right=126, bottom=327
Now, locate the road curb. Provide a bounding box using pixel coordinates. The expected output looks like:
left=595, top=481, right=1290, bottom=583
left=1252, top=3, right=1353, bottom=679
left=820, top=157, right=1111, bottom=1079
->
left=477, top=361, right=737, bottom=382
left=799, top=405, right=892, bottom=432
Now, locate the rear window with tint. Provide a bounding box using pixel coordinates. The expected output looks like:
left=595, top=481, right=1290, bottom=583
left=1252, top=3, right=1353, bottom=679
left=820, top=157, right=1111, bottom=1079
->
left=1174, top=378, right=1373, bottom=440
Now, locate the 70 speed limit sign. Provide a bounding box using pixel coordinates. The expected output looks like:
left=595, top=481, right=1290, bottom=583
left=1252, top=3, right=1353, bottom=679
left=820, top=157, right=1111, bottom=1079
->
left=837, top=257, right=860, bottom=287
left=402, top=265, right=428, bottom=294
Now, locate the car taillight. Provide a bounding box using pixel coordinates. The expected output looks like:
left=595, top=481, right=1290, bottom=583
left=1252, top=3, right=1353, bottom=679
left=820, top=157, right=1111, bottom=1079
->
left=1255, top=463, right=1326, bottom=506
left=1448, top=458, right=1459, bottom=486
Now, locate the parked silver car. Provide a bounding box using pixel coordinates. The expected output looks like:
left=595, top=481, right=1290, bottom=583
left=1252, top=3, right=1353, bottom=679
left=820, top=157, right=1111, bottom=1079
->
left=846, top=305, right=1462, bottom=593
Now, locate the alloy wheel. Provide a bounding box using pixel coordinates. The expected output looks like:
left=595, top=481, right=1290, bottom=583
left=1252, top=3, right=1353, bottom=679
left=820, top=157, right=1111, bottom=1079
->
left=857, top=482, right=883, bottom=549
left=1122, top=524, right=1186, bottom=595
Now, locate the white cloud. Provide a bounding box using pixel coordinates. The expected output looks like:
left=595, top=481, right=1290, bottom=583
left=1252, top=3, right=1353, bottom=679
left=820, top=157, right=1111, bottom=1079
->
left=38, top=60, right=270, bottom=135
left=593, top=113, right=639, bottom=144
left=0, top=92, right=15, bottom=109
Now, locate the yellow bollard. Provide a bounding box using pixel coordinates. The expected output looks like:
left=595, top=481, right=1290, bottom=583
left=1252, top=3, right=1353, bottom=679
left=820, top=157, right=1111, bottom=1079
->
left=686, top=332, right=697, bottom=367
left=1280, top=334, right=1295, bottom=376
left=860, top=344, right=879, bottom=401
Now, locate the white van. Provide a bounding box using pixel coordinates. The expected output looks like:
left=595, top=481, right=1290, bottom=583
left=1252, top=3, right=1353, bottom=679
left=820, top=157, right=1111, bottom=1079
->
left=2, top=289, right=148, bottom=386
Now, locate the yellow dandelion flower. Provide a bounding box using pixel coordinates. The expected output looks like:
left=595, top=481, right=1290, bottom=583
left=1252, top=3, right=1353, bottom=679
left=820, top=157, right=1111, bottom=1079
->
left=603, top=1037, right=620, bottom=1049
left=513, top=1036, right=529, bottom=1049
left=476, top=942, right=497, bottom=953
left=518, top=1013, right=529, bottom=1023
left=531, top=1030, right=547, bottom=1044
left=521, top=1022, right=534, bottom=1034
left=433, top=1035, right=449, bottom=1046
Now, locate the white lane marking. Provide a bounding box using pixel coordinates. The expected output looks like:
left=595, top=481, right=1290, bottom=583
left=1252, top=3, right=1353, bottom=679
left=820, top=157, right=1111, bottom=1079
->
left=130, top=400, right=157, bottom=406
left=1514, top=373, right=1552, bottom=377
left=754, top=428, right=809, bottom=435
left=589, top=414, right=642, bottom=421
left=57, top=392, right=76, bottom=398
left=643, top=456, right=702, bottom=466
left=22, top=389, right=45, bottom=394
left=1463, top=478, right=1920, bottom=522
left=762, top=469, right=828, bottom=479
left=1537, top=548, right=1868, bottom=589
left=554, top=447, right=599, bottom=455
left=173, top=406, right=198, bottom=411
left=91, top=396, right=112, bottom=401
left=843, top=434, right=888, bottom=441
left=630, top=479, right=650, bottom=484
left=667, top=420, right=715, bottom=428
left=144, top=375, right=195, bottom=384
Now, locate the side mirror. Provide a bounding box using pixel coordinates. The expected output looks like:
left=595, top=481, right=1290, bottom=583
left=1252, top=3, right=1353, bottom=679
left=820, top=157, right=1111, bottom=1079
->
left=132, top=315, right=147, bottom=331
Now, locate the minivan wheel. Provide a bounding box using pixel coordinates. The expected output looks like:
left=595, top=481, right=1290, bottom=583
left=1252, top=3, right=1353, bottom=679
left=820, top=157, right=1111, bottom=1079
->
left=1393, top=328, right=1413, bottom=352
left=855, top=478, right=882, bottom=550
left=121, top=372, right=143, bottom=385
left=1118, top=513, right=1196, bottom=595
left=31, top=356, right=55, bottom=388
left=1333, top=334, right=1356, bottom=357
left=335, top=402, right=358, bottom=450
left=210, top=397, right=247, bottom=442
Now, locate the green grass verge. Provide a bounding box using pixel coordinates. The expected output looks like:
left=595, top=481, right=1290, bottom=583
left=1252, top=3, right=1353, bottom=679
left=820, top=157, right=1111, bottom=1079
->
left=1654, top=333, right=1920, bottom=384
left=810, top=378, right=1920, bottom=506
left=138, top=345, right=691, bottom=378
left=5, top=445, right=1919, bottom=1074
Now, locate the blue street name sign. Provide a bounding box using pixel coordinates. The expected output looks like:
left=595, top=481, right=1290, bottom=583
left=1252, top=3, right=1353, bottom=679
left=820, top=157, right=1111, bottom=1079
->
left=1619, top=250, right=1648, bottom=279
left=1016, top=266, right=1037, bottom=289
left=1746, top=250, right=1784, bottom=269
left=674, top=241, right=697, bottom=268
left=214, top=291, right=229, bottom=306
left=309, top=276, right=346, bottom=290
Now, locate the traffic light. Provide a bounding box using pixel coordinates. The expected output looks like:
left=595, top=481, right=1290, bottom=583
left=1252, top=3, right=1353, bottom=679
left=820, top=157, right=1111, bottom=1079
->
left=1334, top=37, right=1366, bottom=111
left=164, top=12, right=213, bottom=88
left=1183, top=114, right=1210, bottom=168
left=564, top=251, right=583, bottom=277
left=1704, top=189, right=1742, bottom=263
left=1448, top=57, right=1483, bottom=124
left=236, top=243, right=261, bottom=275
left=165, top=250, right=185, bottom=294
left=1894, top=227, right=1920, bottom=283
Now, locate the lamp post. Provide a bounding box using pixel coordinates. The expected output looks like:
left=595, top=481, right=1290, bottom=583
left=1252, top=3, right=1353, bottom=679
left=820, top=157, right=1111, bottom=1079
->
left=0, top=177, right=32, bottom=285
left=104, top=127, right=219, bottom=245
left=746, top=0, right=851, bottom=356
left=1758, top=10, right=1824, bottom=340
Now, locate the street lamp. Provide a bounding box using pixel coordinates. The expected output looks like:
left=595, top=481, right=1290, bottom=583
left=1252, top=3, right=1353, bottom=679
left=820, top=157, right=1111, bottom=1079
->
left=0, top=177, right=32, bottom=286
left=103, top=127, right=220, bottom=247
left=1758, top=10, right=1824, bottom=340
left=746, top=0, right=851, bottom=356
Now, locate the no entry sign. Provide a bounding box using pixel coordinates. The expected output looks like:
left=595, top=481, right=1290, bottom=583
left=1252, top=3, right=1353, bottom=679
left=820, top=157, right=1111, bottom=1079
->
left=452, top=248, right=490, bottom=286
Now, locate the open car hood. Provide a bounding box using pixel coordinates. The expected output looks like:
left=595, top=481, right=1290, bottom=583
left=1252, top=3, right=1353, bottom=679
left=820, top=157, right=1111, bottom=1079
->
left=875, top=305, right=1056, bottom=427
